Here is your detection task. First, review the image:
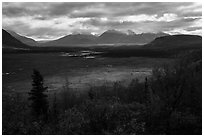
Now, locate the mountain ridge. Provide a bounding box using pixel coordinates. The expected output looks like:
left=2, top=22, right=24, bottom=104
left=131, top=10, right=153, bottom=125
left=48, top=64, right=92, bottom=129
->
left=41, top=30, right=169, bottom=47
left=2, top=29, right=31, bottom=49
left=6, top=30, right=38, bottom=46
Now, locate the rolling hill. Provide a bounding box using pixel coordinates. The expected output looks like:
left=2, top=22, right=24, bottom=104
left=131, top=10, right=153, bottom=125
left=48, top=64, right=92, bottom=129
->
left=147, top=34, right=202, bottom=48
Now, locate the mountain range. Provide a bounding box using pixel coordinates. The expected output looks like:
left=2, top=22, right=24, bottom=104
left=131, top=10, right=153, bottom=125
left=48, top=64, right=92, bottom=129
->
left=2, top=29, right=202, bottom=52
left=4, top=29, right=169, bottom=47
left=41, top=29, right=169, bottom=47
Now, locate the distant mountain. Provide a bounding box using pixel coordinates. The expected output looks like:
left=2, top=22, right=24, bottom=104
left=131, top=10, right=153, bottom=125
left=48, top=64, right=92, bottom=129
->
left=147, top=34, right=202, bottom=48
left=2, top=29, right=31, bottom=50
left=6, top=30, right=38, bottom=46
left=127, top=30, right=135, bottom=35
left=42, top=34, right=97, bottom=46
left=97, top=30, right=130, bottom=44
left=97, top=30, right=169, bottom=44
left=41, top=30, right=169, bottom=47
left=135, top=32, right=169, bottom=44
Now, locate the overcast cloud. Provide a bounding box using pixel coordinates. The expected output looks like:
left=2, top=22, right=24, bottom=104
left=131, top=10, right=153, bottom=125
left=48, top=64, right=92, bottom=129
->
left=2, top=2, right=202, bottom=41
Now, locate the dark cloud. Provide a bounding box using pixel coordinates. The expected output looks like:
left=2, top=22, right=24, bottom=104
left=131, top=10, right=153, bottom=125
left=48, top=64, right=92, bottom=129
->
left=2, top=2, right=50, bottom=17
left=2, top=6, right=26, bottom=17
left=47, top=3, right=92, bottom=16
left=184, top=26, right=202, bottom=32
left=3, top=2, right=200, bottom=18
left=2, top=2, right=202, bottom=40
left=69, top=11, right=106, bottom=18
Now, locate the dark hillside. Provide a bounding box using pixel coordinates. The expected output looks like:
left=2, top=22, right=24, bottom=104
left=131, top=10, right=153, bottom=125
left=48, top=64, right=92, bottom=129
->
left=6, top=30, right=38, bottom=46
left=147, top=35, right=201, bottom=48
left=101, top=35, right=202, bottom=58
left=2, top=29, right=31, bottom=49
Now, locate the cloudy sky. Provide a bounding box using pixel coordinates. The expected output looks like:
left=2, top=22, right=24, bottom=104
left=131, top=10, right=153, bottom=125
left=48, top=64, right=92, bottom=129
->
left=2, top=2, right=202, bottom=41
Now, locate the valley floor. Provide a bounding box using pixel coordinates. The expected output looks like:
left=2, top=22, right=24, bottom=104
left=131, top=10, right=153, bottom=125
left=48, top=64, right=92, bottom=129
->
left=3, top=53, right=173, bottom=95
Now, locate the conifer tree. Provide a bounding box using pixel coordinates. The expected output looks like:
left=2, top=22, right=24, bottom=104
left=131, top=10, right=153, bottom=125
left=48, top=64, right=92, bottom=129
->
left=28, top=69, right=48, bottom=117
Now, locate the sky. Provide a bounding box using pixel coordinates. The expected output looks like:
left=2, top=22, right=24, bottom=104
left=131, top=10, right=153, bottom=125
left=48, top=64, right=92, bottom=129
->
left=2, top=2, right=202, bottom=41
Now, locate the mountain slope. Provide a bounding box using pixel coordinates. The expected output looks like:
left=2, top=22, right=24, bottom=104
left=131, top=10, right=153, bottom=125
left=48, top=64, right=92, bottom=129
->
left=97, top=30, right=169, bottom=44
left=97, top=30, right=129, bottom=44
left=2, top=29, right=31, bottom=49
left=147, top=34, right=202, bottom=48
left=136, top=32, right=169, bottom=43
left=6, top=30, right=38, bottom=46
left=42, top=34, right=97, bottom=46
left=41, top=30, right=169, bottom=47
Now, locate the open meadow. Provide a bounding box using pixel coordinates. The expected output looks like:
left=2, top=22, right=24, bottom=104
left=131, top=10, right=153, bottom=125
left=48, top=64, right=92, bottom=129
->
left=3, top=52, right=174, bottom=94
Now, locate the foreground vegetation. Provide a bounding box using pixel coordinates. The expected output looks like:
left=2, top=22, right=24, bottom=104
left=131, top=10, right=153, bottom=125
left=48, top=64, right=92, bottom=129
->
left=2, top=50, right=202, bottom=135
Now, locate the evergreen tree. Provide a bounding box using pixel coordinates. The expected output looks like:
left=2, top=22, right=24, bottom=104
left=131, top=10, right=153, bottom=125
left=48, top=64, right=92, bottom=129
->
left=28, top=69, right=48, bottom=118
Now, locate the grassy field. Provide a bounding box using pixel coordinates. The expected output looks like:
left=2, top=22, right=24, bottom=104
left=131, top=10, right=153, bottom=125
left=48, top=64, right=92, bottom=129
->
left=3, top=52, right=174, bottom=94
